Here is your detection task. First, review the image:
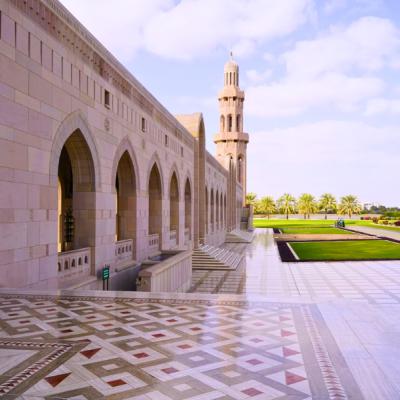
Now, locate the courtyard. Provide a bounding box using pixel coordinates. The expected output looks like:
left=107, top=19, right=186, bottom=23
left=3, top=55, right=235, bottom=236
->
left=2, top=228, right=400, bottom=399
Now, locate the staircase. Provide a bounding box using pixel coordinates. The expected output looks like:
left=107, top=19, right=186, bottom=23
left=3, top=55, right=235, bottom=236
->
left=225, top=229, right=254, bottom=243
left=192, top=244, right=243, bottom=271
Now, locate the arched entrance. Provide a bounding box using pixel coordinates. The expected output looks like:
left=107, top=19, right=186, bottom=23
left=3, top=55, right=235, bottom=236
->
left=148, top=163, right=163, bottom=251
left=57, top=129, right=96, bottom=272
left=216, top=190, right=220, bottom=231
left=169, top=172, right=179, bottom=247
left=205, top=186, right=209, bottom=235
left=184, top=178, right=192, bottom=243
left=210, top=188, right=215, bottom=232
left=220, top=192, right=223, bottom=228
left=224, top=194, right=227, bottom=229
left=115, top=151, right=137, bottom=258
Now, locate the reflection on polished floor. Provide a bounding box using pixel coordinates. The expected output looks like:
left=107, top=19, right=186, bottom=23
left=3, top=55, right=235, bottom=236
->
left=192, top=229, right=400, bottom=304
left=1, top=229, right=400, bottom=399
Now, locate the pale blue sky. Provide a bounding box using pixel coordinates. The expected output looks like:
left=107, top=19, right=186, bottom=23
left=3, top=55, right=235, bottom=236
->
left=62, top=0, right=400, bottom=206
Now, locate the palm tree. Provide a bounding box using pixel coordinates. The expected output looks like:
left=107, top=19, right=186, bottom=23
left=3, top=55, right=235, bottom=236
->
left=338, top=195, right=361, bottom=219
left=277, top=193, right=296, bottom=220
left=259, top=196, right=276, bottom=219
left=298, top=193, right=318, bottom=219
left=246, top=192, right=257, bottom=207
left=319, top=193, right=337, bottom=220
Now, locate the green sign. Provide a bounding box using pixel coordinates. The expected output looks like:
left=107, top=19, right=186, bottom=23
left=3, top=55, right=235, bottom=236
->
left=102, top=265, right=110, bottom=281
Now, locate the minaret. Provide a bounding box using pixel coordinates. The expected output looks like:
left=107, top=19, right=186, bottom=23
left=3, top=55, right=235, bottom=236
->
left=214, top=54, right=249, bottom=206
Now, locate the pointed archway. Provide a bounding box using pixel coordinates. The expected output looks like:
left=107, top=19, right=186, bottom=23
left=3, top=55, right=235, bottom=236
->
left=184, top=178, right=192, bottom=244
left=169, top=172, right=179, bottom=247
left=210, top=188, right=215, bottom=233
left=115, top=151, right=137, bottom=258
left=205, top=186, right=209, bottom=235
left=148, top=163, right=163, bottom=251
left=57, top=130, right=96, bottom=252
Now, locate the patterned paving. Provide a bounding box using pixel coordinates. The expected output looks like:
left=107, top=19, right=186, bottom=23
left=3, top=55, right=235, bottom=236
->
left=0, top=293, right=364, bottom=399
left=191, top=229, right=400, bottom=303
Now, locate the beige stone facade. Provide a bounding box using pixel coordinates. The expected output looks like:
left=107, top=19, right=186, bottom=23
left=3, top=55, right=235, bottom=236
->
left=0, top=0, right=249, bottom=289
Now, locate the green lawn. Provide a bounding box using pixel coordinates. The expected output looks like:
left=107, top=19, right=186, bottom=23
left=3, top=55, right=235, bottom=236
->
left=254, top=219, right=337, bottom=228
left=253, top=218, right=400, bottom=233
left=254, top=219, right=351, bottom=233
left=290, top=240, right=400, bottom=261
left=281, top=227, right=350, bottom=235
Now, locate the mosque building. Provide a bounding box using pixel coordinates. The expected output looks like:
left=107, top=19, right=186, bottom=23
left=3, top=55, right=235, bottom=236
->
left=0, top=0, right=251, bottom=290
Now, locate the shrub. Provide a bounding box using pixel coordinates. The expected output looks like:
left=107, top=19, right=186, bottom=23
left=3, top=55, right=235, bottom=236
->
left=372, top=217, right=379, bottom=223
left=383, top=220, right=389, bottom=225
left=395, top=221, right=400, bottom=226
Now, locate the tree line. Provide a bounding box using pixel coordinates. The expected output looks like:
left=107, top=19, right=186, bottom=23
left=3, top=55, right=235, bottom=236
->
left=246, top=193, right=362, bottom=219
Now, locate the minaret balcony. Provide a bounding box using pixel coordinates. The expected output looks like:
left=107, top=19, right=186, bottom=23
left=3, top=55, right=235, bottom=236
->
left=218, top=87, right=245, bottom=99
left=214, top=132, right=249, bottom=143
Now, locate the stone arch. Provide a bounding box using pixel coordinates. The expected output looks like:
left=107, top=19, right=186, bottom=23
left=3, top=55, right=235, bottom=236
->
left=50, top=110, right=101, bottom=190
left=210, top=187, right=215, bottom=232
left=216, top=189, right=220, bottom=230
left=224, top=193, right=227, bottom=228
left=169, top=171, right=180, bottom=246
left=237, top=154, right=244, bottom=185
left=111, top=137, right=140, bottom=193
left=148, top=161, right=163, bottom=250
left=183, top=170, right=194, bottom=197
left=184, top=177, right=192, bottom=240
left=205, top=185, right=209, bottom=235
left=220, top=191, right=223, bottom=228
left=55, top=114, right=98, bottom=263
left=227, top=114, right=232, bottom=132
left=146, top=152, right=164, bottom=198
left=167, top=163, right=181, bottom=200
left=114, top=151, right=137, bottom=258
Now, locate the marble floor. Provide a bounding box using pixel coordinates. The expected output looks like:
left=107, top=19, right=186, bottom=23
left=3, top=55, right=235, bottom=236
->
left=1, top=229, right=400, bottom=399
left=0, top=291, right=364, bottom=400
left=191, top=229, right=400, bottom=304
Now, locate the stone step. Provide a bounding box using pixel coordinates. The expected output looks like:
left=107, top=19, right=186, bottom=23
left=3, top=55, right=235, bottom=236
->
left=225, top=229, right=254, bottom=243
left=192, top=244, right=243, bottom=271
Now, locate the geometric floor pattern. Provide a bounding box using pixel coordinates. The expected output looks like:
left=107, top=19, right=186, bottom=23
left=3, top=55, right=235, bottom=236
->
left=0, top=293, right=364, bottom=399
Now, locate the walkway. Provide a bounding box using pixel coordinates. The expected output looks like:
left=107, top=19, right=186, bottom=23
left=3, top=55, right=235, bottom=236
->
left=191, top=229, right=400, bottom=304
left=347, top=224, right=400, bottom=241
left=1, top=230, right=400, bottom=399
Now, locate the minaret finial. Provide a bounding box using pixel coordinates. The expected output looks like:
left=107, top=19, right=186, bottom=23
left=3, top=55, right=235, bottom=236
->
left=230, top=51, right=233, bottom=60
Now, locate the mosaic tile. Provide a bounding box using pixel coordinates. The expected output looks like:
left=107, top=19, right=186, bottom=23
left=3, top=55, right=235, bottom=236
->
left=0, top=292, right=364, bottom=399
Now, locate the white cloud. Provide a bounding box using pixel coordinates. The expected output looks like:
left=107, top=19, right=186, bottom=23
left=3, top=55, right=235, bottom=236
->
left=246, top=74, right=383, bottom=117
left=247, top=120, right=400, bottom=205
left=62, top=0, right=314, bottom=61
left=323, top=0, right=384, bottom=15
left=244, top=16, right=400, bottom=118
left=245, top=69, right=272, bottom=84
left=323, top=0, right=347, bottom=14
left=365, top=98, right=400, bottom=115
left=284, top=17, right=400, bottom=79
left=61, top=0, right=172, bottom=62
left=231, top=39, right=256, bottom=58
left=263, top=53, right=276, bottom=63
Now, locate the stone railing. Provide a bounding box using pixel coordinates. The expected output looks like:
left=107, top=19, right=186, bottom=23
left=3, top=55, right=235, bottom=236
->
left=115, top=239, right=133, bottom=262
left=148, top=234, right=159, bottom=256
left=58, top=248, right=91, bottom=280
left=137, top=250, right=192, bottom=293
left=170, top=230, right=177, bottom=248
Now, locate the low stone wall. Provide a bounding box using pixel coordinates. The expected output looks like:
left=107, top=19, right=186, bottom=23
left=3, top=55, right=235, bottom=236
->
left=137, top=250, right=192, bottom=293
